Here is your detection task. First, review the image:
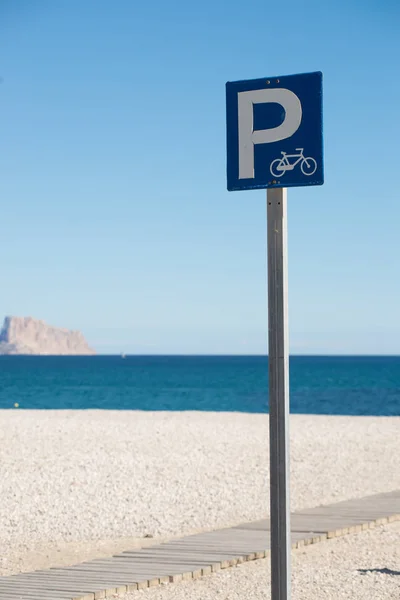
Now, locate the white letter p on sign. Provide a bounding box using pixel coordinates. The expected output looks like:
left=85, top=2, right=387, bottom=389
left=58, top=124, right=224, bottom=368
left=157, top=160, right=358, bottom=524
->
left=238, top=88, right=302, bottom=179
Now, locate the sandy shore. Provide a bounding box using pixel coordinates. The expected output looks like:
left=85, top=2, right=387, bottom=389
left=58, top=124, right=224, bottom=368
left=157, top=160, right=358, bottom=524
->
left=0, top=410, right=399, bottom=577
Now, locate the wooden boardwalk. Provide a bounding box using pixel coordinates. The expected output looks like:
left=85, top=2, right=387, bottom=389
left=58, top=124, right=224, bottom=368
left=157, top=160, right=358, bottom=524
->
left=1, top=489, right=399, bottom=600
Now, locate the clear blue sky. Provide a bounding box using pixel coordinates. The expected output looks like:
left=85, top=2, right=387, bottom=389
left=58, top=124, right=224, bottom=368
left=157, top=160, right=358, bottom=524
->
left=1, top=0, right=399, bottom=354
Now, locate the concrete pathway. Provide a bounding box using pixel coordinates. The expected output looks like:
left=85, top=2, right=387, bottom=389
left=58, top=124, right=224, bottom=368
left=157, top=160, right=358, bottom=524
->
left=0, top=489, right=399, bottom=600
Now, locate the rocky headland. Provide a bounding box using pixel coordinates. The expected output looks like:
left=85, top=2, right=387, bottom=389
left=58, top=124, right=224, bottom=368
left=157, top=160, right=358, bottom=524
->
left=0, top=316, right=95, bottom=355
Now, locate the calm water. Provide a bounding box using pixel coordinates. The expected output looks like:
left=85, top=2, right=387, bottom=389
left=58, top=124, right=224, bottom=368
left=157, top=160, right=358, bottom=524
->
left=0, top=355, right=399, bottom=415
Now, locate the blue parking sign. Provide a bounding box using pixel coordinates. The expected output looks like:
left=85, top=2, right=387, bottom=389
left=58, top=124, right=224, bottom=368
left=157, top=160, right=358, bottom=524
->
left=226, top=71, right=323, bottom=191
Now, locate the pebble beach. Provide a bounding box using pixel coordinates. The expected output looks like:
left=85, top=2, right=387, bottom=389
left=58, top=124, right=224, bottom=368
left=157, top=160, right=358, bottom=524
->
left=1, top=410, right=399, bottom=597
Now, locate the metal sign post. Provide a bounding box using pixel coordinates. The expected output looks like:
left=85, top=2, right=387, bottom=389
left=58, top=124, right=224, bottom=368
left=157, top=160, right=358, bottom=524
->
left=226, top=71, right=323, bottom=600
left=267, top=187, right=290, bottom=599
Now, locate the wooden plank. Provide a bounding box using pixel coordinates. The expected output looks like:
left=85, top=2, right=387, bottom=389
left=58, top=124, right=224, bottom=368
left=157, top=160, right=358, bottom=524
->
left=0, top=581, right=96, bottom=594
left=0, top=590, right=76, bottom=600
left=3, top=573, right=133, bottom=593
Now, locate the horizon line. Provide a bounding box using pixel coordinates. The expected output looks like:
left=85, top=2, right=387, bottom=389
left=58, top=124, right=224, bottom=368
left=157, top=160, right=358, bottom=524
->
left=2, top=353, right=400, bottom=358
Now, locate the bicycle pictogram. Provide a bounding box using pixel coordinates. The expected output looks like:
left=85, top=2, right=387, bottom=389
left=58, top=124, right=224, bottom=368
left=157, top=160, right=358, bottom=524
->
left=270, top=148, right=317, bottom=178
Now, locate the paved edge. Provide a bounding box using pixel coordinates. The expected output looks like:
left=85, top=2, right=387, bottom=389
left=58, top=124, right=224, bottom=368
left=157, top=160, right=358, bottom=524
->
left=22, top=511, right=400, bottom=600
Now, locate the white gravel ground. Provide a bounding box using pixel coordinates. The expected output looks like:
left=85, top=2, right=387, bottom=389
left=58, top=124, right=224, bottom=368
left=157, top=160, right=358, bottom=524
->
left=116, top=522, right=400, bottom=600
left=0, top=410, right=399, bottom=577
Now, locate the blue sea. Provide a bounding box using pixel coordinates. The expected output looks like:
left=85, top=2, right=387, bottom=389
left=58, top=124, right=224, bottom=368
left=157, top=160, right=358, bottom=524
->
left=0, top=355, right=399, bottom=415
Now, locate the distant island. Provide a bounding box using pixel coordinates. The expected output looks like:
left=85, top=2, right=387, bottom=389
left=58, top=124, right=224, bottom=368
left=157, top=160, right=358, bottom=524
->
left=0, top=316, right=95, bottom=355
